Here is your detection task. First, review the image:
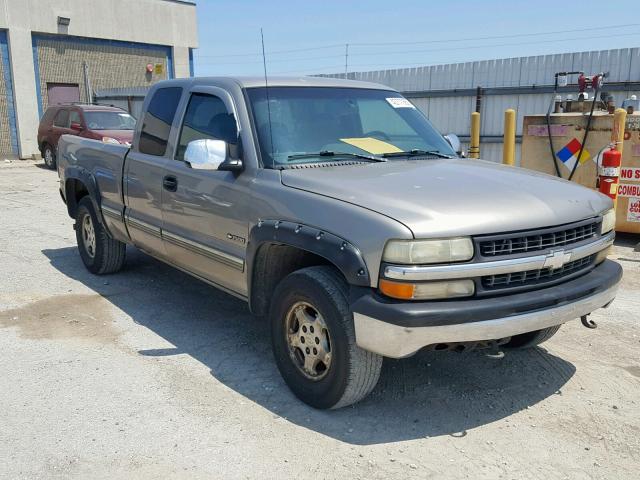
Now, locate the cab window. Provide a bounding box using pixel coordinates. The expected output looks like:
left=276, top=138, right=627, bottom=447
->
left=138, top=87, right=182, bottom=157
left=53, top=109, right=69, bottom=128
left=175, top=93, right=238, bottom=162
left=69, top=110, right=82, bottom=127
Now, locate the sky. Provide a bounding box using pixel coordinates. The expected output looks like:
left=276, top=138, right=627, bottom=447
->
left=192, top=0, right=640, bottom=77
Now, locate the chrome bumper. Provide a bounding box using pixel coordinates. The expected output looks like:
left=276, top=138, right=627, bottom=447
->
left=353, top=283, right=618, bottom=358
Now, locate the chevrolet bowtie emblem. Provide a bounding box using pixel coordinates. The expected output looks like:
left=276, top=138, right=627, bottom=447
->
left=543, top=249, right=572, bottom=270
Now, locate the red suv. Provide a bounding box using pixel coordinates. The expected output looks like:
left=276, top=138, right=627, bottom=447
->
left=37, top=104, right=136, bottom=169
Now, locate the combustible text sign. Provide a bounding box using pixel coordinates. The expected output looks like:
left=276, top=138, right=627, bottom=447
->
left=618, top=184, right=640, bottom=197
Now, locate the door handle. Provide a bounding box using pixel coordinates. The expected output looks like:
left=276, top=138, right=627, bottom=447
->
left=163, top=175, right=178, bottom=192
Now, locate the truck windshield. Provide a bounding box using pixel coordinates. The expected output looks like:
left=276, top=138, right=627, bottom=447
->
left=84, top=111, right=136, bottom=130
left=246, top=86, right=455, bottom=167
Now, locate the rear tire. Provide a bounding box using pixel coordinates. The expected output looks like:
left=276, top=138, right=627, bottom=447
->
left=42, top=143, right=56, bottom=169
left=503, top=325, right=561, bottom=349
left=75, top=197, right=126, bottom=274
left=270, top=266, right=382, bottom=409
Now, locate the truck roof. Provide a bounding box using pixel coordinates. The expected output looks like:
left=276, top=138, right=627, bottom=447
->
left=158, top=76, right=396, bottom=91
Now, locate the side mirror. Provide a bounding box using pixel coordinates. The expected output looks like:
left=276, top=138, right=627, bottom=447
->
left=444, top=133, right=462, bottom=156
left=185, top=138, right=243, bottom=172
left=218, top=157, right=244, bottom=172
left=70, top=122, right=83, bottom=131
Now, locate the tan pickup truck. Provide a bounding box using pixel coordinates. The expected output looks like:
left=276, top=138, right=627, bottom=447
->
left=57, top=76, right=621, bottom=409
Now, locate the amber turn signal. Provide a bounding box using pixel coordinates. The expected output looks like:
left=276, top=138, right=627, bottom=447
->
left=379, top=278, right=415, bottom=300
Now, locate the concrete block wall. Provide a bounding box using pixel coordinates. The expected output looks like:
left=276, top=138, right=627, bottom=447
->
left=0, top=31, right=17, bottom=155
left=35, top=36, right=171, bottom=114
left=0, top=0, right=198, bottom=158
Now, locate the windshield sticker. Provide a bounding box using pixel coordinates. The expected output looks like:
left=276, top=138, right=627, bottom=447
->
left=386, top=97, right=415, bottom=109
left=340, top=137, right=403, bottom=155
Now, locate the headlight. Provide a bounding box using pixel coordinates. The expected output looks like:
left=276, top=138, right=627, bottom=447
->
left=102, top=136, right=120, bottom=144
left=600, top=209, right=616, bottom=235
left=383, top=237, right=474, bottom=264
left=379, top=278, right=475, bottom=300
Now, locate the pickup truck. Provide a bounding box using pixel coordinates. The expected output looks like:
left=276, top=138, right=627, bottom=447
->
left=58, top=76, right=622, bottom=409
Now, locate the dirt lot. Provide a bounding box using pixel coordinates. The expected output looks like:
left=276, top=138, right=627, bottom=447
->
left=1, top=159, right=639, bottom=480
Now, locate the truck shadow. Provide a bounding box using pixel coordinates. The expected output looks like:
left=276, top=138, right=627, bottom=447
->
left=42, top=246, right=575, bottom=446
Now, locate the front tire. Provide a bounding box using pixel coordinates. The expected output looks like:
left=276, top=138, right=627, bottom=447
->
left=270, top=266, right=382, bottom=409
left=42, top=143, right=56, bottom=169
left=503, top=325, right=561, bottom=349
left=75, top=197, right=126, bottom=274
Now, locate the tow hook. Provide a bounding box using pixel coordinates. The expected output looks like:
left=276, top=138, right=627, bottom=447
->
left=485, top=341, right=505, bottom=359
left=581, top=314, right=597, bottom=329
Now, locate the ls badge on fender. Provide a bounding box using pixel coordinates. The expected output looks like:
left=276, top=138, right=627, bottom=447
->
left=226, top=233, right=246, bottom=244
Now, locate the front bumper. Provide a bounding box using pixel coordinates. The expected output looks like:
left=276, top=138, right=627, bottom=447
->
left=351, top=259, right=622, bottom=358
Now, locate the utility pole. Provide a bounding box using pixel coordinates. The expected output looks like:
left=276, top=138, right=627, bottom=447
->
left=344, top=43, right=349, bottom=78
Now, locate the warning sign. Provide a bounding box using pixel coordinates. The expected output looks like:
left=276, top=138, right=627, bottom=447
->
left=621, top=167, right=640, bottom=180
left=618, top=183, right=640, bottom=197
left=556, top=138, right=590, bottom=172
left=628, top=197, right=640, bottom=222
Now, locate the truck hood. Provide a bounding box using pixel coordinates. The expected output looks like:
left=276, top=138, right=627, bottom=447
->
left=280, top=159, right=611, bottom=237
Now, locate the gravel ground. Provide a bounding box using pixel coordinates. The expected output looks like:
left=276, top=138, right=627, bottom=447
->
left=1, top=159, right=639, bottom=480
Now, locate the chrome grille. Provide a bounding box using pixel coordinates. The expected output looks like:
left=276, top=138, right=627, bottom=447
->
left=481, top=255, right=595, bottom=290
left=478, top=220, right=599, bottom=257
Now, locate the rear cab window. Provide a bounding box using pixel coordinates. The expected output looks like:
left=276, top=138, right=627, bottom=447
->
left=138, top=87, right=183, bottom=156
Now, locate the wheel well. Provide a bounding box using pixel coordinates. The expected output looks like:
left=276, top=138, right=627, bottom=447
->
left=250, top=243, right=337, bottom=316
left=65, top=178, right=90, bottom=218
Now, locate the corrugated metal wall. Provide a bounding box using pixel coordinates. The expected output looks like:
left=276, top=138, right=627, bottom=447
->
left=321, top=47, right=640, bottom=163
left=93, top=86, right=149, bottom=119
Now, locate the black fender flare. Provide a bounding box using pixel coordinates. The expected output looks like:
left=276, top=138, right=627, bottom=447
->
left=246, top=220, right=371, bottom=311
left=63, top=166, right=110, bottom=234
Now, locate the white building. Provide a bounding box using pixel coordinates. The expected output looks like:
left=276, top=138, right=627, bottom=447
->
left=0, top=0, right=198, bottom=158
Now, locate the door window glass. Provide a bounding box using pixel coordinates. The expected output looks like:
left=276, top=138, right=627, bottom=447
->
left=175, top=93, right=237, bottom=161
left=69, top=110, right=82, bottom=127
left=53, top=110, right=70, bottom=128
left=138, top=87, right=182, bottom=156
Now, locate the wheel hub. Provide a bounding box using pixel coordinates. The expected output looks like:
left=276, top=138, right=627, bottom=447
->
left=82, top=214, right=96, bottom=258
left=285, top=301, right=332, bottom=380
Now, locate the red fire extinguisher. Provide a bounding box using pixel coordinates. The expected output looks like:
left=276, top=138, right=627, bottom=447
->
left=598, top=146, right=622, bottom=200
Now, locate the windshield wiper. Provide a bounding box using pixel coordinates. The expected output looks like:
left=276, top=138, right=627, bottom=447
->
left=287, top=151, right=386, bottom=163
left=382, top=149, right=453, bottom=159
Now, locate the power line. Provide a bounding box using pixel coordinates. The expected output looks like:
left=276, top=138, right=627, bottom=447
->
left=193, top=22, right=640, bottom=59
left=348, top=23, right=640, bottom=46
left=183, top=30, right=640, bottom=67
left=195, top=44, right=345, bottom=59
left=347, top=30, right=640, bottom=57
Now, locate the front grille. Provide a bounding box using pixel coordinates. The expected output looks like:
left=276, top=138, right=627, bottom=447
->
left=481, top=254, right=595, bottom=290
left=478, top=220, right=599, bottom=257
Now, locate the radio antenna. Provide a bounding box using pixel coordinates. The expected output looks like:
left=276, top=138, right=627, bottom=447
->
left=260, top=28, right=275, bottom=163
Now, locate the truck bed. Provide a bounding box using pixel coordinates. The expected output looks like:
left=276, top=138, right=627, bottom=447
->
left=58, top=134, right=130, bottom=214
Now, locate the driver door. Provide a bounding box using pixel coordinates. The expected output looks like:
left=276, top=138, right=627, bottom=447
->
left=161, top=87, right=250, bottom=296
